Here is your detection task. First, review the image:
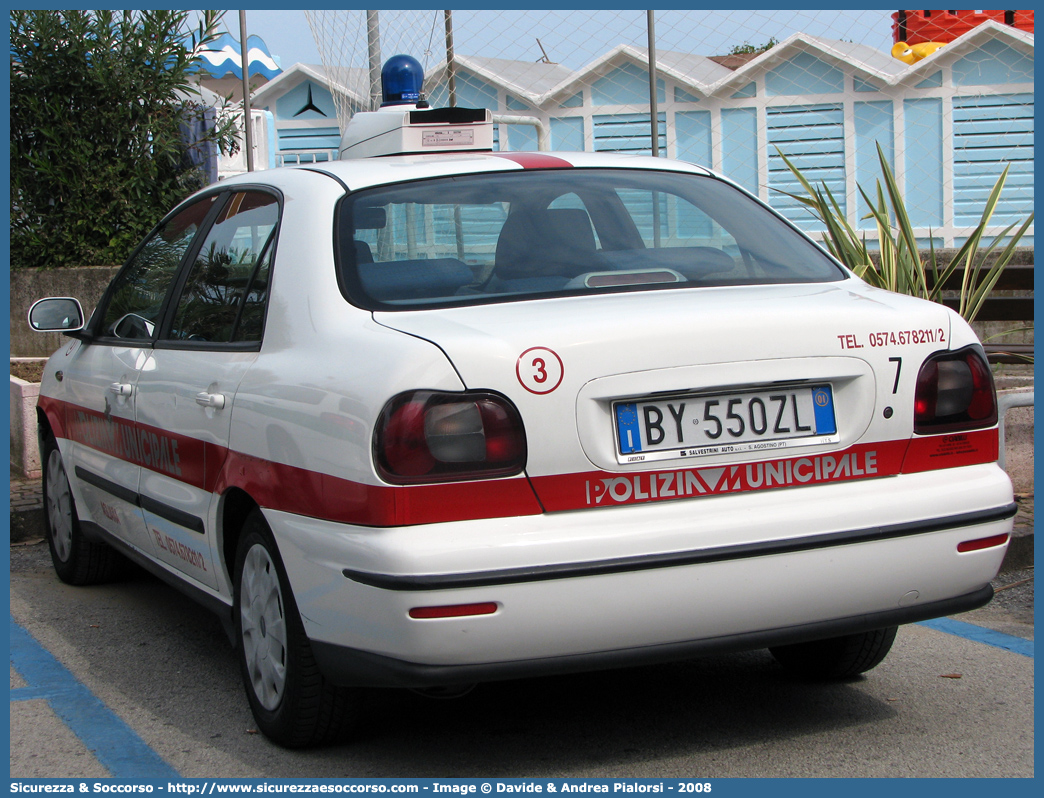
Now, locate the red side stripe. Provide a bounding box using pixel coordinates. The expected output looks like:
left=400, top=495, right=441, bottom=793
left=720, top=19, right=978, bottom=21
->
left=41, top=395, right=1001, bottom=528
left=40, top=396, right=542, bottom=528
left=37, top=395, right=66, bottom=439
left=531, top=441, right=912, bottom=513
left=212, top=450, right=542, bottom=527
left=899, top=429, right=1000, bottom=474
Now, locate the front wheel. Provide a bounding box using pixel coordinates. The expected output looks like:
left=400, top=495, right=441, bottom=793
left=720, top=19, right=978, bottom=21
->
left=234, top=509, right=359, bottom=748
left=769, top=626, right=898, bottom=680
left=41, top=431, right=124, bottom=585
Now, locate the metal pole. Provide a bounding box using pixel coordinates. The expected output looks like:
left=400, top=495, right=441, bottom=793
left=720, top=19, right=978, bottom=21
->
left=445, top=10, right=462, bottom=256
left=647, top=9, right=659, bottom=158
left=647, top=10, right=660, bottom=245
left=493, top=115, right=550, bottom=151
left=239, top=10, right=254, bottom=171
left=444, top=10, right=457, bottom=107
left=367, top=10, right=382, bottom=111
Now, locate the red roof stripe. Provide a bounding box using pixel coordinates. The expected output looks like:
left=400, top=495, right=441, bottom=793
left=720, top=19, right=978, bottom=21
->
left=490, top=152, right=573, bottom=170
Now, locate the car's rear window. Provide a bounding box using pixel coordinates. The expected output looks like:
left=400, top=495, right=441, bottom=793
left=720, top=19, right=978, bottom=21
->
left=335, top=169, right=846, bottom=309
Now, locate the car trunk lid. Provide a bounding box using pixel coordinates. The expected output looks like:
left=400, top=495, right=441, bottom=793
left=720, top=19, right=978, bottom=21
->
left=374, top=280, right=954, bottom=509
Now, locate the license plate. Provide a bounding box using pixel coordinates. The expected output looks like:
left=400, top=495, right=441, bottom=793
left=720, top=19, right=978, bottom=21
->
left=614, top=385, right=838, bottom=463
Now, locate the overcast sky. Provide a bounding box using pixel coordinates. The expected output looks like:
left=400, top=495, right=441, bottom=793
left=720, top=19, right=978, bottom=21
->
left=227, top=9, right=897, bottom=72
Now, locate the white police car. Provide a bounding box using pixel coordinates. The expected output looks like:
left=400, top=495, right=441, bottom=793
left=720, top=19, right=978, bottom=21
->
left=29, top=57, right=1014, bottom=748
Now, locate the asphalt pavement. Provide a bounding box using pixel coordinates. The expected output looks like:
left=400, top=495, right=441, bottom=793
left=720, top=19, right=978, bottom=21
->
left=7, top=476, right=1034, bottom=778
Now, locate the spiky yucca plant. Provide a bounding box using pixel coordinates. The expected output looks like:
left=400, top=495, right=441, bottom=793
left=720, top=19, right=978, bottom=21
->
left=775, top=142, right=1033, bottom=325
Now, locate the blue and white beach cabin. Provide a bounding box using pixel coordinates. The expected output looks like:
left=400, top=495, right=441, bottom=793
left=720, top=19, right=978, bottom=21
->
left=194, top=32, right=282, bottom=176
left=231, top=22, right=1033, bottom=246
left=250, top=63, right=365, bottom=166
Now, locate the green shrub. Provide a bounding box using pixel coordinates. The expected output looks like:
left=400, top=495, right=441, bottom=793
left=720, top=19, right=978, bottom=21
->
left=726, top=38, right=778, bottom=55
left=9, top=10, right=240, bottom=270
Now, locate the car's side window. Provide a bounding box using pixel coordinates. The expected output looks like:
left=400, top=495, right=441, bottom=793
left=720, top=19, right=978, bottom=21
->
left=99, top=196, right=218, bottom=340
left=167, top=191, right=279, bottom=344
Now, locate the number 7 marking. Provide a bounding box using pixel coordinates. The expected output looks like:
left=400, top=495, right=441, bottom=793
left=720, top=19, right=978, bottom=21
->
left=889, top=357, right=902, bottom=394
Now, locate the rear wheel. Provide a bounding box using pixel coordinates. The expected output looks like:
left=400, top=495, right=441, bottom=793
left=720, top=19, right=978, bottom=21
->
left=234, top=509, right=360, bottom=748
left=770, top=626, right=898, bottom=680
left=41, top=431, right=124, bottom=585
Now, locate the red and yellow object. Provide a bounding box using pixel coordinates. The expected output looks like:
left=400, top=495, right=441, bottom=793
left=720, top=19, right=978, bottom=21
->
left=892, top=10, right=1034, bottom=46
left=892, top=40, right=948, bottom=63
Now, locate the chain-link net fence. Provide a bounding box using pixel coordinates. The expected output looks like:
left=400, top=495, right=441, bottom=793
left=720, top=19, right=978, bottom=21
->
left=305, top=9, right=1033, bottom=246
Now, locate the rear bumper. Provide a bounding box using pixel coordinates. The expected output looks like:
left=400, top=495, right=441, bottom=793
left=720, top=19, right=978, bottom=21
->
left=310, top=585, right=994, bottom=688
left=339, top=504, right=1015, bottom=591
left=266, top=463, right=1013, bottom=686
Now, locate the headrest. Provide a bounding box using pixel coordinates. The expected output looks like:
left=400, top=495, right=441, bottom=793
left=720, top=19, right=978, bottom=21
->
left=495, top=207, right=597, bottom=280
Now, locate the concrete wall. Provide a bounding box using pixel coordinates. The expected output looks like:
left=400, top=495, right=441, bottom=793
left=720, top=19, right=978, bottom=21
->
left=10, top=267, right=119, bottom=358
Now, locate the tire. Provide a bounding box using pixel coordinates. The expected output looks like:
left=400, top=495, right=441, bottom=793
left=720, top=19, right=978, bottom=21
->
left=41, top=431, right=125, bottom=585
left=770, top=626, right=898, bottom=680
left=233, top=509, right=360, bottom=748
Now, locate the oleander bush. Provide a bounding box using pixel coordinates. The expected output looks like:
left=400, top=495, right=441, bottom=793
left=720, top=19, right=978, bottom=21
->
left=9, top=10, right=240, bottom=270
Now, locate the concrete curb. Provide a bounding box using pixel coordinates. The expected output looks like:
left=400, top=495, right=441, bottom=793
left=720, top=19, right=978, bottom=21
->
left=10, top=478, right=45, bottom=545
left=1005, top=494, right=1034, bottom=572
left=10, top=509, right=44, bottom=545
left=1003, top=535, right=1034, bottom=572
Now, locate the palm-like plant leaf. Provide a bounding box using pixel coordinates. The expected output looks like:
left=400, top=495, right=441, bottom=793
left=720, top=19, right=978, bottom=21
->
left=772, top=142, right=1032, bottom=341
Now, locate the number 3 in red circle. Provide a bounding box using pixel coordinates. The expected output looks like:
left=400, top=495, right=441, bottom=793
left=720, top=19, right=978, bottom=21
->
left=516, top=347, right=564, bottom=394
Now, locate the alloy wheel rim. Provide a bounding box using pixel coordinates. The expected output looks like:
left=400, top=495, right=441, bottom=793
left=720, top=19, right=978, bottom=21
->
left=240, top=543, right=288, bottom=711
left=45, top=450, right=73, bottom=562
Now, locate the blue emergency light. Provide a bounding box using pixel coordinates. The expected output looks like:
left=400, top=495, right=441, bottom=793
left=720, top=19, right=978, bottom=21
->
left=381, top=54, right=424, bottom=106
left=340, top=53, right=490, bottom=157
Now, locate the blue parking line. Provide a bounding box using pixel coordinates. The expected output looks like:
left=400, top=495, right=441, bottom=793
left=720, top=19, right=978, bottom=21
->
left=9, top=616, right=181, bottom=779
left=918, top=617, right=1034, bottom=658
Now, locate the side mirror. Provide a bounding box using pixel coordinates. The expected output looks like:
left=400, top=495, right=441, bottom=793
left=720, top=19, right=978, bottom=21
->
left=28, top=297, right=85, bottom=332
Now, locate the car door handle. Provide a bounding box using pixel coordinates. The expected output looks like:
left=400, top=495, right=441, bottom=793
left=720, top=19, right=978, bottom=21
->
left=109, top=382, right=133, bottom=397
left=195, top=391, right=226, bottom=410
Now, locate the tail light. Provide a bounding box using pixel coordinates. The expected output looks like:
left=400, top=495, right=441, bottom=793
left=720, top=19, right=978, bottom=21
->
left=914, top=346, right=997, bottom=434
left=374, top=391, right=527, bottom=484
